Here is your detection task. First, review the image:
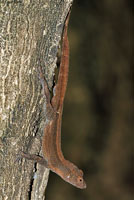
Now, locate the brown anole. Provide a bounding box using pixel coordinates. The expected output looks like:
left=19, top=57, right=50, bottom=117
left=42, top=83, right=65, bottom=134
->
left=21, top=11, right=86, bottom=189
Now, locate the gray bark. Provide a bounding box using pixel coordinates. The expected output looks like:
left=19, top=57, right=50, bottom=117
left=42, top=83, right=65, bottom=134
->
left=0, top=0, right=73, bottom=199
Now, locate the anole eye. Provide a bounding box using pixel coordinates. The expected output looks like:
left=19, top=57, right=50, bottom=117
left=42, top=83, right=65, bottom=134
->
left=77, top=177, right=83, bottom=183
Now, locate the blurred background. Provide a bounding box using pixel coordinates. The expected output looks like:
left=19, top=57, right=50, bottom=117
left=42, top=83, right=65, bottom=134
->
left=47, top=0, right=132, bottom=199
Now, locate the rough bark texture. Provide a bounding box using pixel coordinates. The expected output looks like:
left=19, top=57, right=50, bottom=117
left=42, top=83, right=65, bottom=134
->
left=0, top=0, right=73, bottom=199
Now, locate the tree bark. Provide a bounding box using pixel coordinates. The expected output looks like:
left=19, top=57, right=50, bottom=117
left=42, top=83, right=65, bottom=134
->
left=0, top=0, right=73, bottom=199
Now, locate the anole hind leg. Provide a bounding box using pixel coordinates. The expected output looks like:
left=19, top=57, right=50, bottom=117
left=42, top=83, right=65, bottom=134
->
left=38, top=66, right=55, bottom=119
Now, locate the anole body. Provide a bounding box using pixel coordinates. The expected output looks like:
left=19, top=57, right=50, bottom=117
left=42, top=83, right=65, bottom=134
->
left=21, top=12, right=86, bottom=189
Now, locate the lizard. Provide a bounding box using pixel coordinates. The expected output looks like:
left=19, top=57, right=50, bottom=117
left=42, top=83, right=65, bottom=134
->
left=20, top=11, right=86, bottom=189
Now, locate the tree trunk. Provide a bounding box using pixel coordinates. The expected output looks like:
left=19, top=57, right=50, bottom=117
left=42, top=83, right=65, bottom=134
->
left=0, top=0, right=73, bottom=199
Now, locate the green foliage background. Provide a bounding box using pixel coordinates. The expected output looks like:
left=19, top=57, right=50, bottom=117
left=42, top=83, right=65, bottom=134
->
left=47, top=0, right=132, bottom=199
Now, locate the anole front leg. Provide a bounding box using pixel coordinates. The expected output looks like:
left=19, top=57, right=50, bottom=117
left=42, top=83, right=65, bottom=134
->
left=21, top=12, right=86, bottom=189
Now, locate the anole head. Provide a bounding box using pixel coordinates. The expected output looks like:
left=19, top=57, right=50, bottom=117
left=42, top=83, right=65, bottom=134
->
left=65, top=168, right=86, bottom=189
left=56, top=162, right=86, bottom=189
